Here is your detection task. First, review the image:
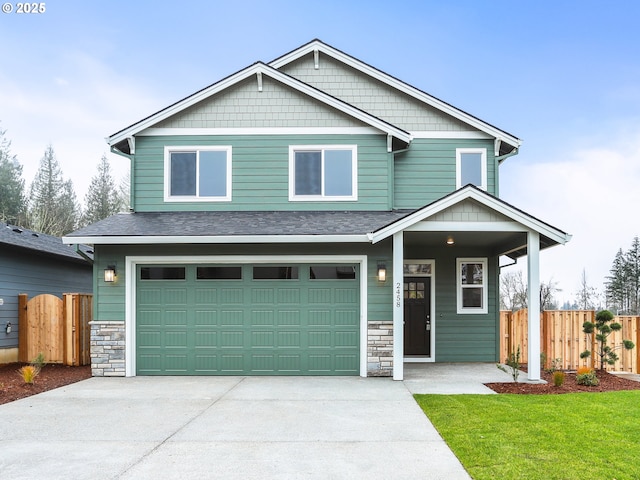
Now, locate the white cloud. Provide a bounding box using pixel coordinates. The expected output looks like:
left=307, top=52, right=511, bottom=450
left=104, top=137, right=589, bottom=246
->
left=501, top=130, right=640, bottom=303
left=0, top=51, right=163, bottom=201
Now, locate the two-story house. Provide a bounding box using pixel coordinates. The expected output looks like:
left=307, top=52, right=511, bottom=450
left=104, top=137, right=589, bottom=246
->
left=64, top=40, right=570, bottom=381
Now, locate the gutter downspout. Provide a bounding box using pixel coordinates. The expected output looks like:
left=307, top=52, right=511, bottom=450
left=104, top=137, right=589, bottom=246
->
left=75, top=245, right=94, bottom=265
left=110, top=144, right=135, bottom=212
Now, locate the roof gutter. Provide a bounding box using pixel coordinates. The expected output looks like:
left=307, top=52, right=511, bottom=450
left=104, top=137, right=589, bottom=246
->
left=74, top=244, right=94, bottom=265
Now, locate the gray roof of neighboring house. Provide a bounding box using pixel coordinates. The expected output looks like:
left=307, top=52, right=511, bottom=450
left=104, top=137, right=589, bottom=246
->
left=1, top=223, right=93, bottom=263
left=65, top=211, right=413, bottom=238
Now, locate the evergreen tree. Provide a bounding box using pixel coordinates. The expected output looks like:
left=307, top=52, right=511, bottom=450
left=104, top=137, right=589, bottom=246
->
left=0, top=126, right=26, bottom=224
left=27, top=145, right=79, bottom=236
left=82, top=155, right=121, bottom=225
left=625, top=237, right=640, bottom=314
left=605, top=249, right=627, bottom=313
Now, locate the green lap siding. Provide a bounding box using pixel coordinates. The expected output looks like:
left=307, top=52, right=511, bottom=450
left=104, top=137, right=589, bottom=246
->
left=393, top=139, right=497, bottom=209
left=133, top=134, right=392, bottom=212
left=135, top=263, right=360, bottom=375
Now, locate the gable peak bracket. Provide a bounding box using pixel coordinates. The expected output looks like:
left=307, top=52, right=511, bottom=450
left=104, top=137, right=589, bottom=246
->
left=256, top=71, right=263, bottom=92
left=387, top=134, right=392, bottom=153
left=314, top=49, right=319, bottom=70
left=494, top=138, right=501, bottom=157
left=127, top=137, right=135, bottom=155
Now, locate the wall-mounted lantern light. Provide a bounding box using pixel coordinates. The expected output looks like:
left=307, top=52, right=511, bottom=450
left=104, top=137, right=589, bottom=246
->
left=446, top=235, right=455, bottom=245
left=5, top=322, right=11, bottom=334
left=104, top=265, right=117, bottom=283
left=377, top=262, right=387, bottom=282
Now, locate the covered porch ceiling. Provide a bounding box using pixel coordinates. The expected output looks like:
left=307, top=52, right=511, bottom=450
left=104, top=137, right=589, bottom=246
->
left=403, top=230, right=558, bottom=260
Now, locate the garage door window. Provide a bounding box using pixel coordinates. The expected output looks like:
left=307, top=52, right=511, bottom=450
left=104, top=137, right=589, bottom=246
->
left=197, top=266, right=242, bottom=280
left=310, top=265, right=356, bottom=280
left=140, top=267, right=186, bottom=280
left=253, top=266, right=299, bottom=280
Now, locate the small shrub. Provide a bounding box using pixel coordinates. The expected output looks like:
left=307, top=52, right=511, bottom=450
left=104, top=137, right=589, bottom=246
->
left=576, top=366, right=593, bottom=376
left=546, top=357, right=563, bottom=373
left=552, top=371, right=565, bottom=387
left=18, top=365, right=39, bottom=384
left=576, top=371, right=599, bottom=386
left=31, top=352, right=46, bottom=371
left=497, top=345, right=521, bottom=382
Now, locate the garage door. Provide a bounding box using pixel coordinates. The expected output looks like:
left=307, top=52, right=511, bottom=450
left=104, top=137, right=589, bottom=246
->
left=136, top=263, right=360, bottom=375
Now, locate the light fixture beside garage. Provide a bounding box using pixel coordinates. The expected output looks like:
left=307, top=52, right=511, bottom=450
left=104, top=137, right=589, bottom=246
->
left=377, top=262, right=387, bottom=282
left=446, top=235, right=455, bottom=245
left=104, top=265, right=117, bottom=283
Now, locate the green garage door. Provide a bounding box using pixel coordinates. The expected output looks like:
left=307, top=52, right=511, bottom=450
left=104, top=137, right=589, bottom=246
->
left=136, top=263, right=360, bottom=375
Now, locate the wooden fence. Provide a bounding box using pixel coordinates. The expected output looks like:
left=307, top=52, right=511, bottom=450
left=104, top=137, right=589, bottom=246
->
left=18, top=293, right=93, bottom=366
left=500, top=310, right=640, bottom=373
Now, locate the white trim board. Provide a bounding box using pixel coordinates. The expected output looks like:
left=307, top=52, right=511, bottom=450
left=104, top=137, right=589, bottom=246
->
left=64, top=234, right=371, bottom=245
left=124, top=254, right=369, bottom=378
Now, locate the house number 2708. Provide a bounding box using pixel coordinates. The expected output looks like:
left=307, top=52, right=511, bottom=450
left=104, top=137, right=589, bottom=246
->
left=395, top=282, right=401, bottom=308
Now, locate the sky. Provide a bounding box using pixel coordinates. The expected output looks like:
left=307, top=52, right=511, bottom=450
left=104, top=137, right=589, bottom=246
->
left=1, top=0, right=639, bottom=303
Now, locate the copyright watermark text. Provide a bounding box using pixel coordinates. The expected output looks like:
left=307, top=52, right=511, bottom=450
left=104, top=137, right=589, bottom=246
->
left=2, top=2, right=46, bottom=14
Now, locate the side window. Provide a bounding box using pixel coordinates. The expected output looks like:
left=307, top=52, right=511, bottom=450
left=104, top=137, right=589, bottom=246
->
left=456, top=258, right=488, bottom=314
left=165, top=146, right=232, bottom=201
left=456, top=148, right=487, bottom=190
left=289, top=145, right=357, bottom=201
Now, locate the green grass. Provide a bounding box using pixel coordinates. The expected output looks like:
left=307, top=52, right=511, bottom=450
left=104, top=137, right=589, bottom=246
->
left=415, top=391, right=640, bottom=480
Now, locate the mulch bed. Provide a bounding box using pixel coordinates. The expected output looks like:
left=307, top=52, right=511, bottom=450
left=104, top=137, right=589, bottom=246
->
left=486, top=368, right=640, bottom=394
left=0, top=362, right=91, bottom=406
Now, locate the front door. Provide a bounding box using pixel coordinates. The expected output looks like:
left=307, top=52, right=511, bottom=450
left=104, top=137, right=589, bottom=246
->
left=403, top=277, right=431, bottom=356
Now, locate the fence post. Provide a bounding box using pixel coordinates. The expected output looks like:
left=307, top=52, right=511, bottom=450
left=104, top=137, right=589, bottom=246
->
left=18, top=294, right=28, bottom=362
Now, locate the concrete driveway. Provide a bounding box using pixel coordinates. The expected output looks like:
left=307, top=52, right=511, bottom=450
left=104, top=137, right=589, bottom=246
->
left=0, top=375, right=470, bottom=479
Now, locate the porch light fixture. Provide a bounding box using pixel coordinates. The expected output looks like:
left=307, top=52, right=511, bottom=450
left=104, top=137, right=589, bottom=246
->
left=377, top=262, right=387, bottom=282
left=5, top=322, right=11, bottom=335
left=104, top=265, right=117, bottom=283
left=446, top=235, right=455, bottom=245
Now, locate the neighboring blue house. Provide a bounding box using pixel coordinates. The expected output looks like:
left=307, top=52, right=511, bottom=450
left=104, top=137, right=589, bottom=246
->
left=64, top=40, right=571, bottom=380
left=0, top=223, right=93, bottom=363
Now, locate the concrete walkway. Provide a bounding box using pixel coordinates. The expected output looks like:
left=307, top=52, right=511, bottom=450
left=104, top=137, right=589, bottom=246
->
left=0, top=375, right=472, bottom=480
left=404, top=362, right=518, bottom=394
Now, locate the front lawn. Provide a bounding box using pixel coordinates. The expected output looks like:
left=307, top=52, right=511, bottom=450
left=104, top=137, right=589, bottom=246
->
left=415, top=391, right=640, bottom=480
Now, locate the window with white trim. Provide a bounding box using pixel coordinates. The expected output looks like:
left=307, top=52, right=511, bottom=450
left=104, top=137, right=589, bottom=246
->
left=456, top=258, right=488, bottom=314
left=289, top=145, right=357, bottom=201
left=165, top=146, right=232, bottom=201
left=456, top=148, right=487, bottom=190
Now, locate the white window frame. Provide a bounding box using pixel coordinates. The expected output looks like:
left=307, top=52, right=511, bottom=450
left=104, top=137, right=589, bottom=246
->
left=456, top=257, right=488, bottom=314
left=456, top=148, right=487, bottom=190
left=164, top=146, right=232, bottom=202
left=288, top=145, right=358, bottom=201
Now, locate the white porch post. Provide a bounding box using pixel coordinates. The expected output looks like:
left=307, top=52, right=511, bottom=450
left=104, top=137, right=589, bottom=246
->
left=527, top=230, right=541, bottom=381
left=392, top=231, right=404, bottom=380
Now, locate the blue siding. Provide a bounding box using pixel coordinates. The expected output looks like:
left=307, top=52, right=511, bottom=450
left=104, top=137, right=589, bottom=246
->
left=0, top=248, right=92, bottom=349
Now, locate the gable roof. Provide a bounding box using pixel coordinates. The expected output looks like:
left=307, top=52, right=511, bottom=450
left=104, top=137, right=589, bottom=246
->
left=369, top=185, right=572, bottom=258
left=108, top=40, right=521, bottom=157
left=1, top=223, right=93, bottom=264
left=269, top=39, right=521, bottom=156
left=108, top=62, right=411, bottom=154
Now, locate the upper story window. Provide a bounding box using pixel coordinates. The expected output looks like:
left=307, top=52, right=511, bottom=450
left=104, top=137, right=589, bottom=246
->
left=456, top=258, right=488, bottom=314
left=164, top=146, right=232, bottom=201
left=456, top=148, right=487, bottom=190
left=289, top=145, right=357, bottom=201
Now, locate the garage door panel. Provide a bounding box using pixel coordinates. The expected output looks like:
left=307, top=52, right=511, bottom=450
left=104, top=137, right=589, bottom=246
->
left=195, top=310, right=217, bottom=325
left=251, top=310, right=275, bottom=326
left=195, top=288, right=217, bottom=304
left=194, top=331, right=217, bottom=347
left=136, top=263, right=359, bottom=376
left=277, top=310, right=300, bottom=326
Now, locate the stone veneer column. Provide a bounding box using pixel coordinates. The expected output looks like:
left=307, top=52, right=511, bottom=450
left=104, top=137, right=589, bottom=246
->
left=367, top=320, right=393, bottom=376
left=90, top=320, right=125, bottom=377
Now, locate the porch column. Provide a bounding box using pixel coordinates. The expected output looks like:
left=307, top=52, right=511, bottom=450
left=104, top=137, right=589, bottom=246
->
left=527, top=230, right=541, bottom=381
left=393, top=231, right=404, bottom=380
